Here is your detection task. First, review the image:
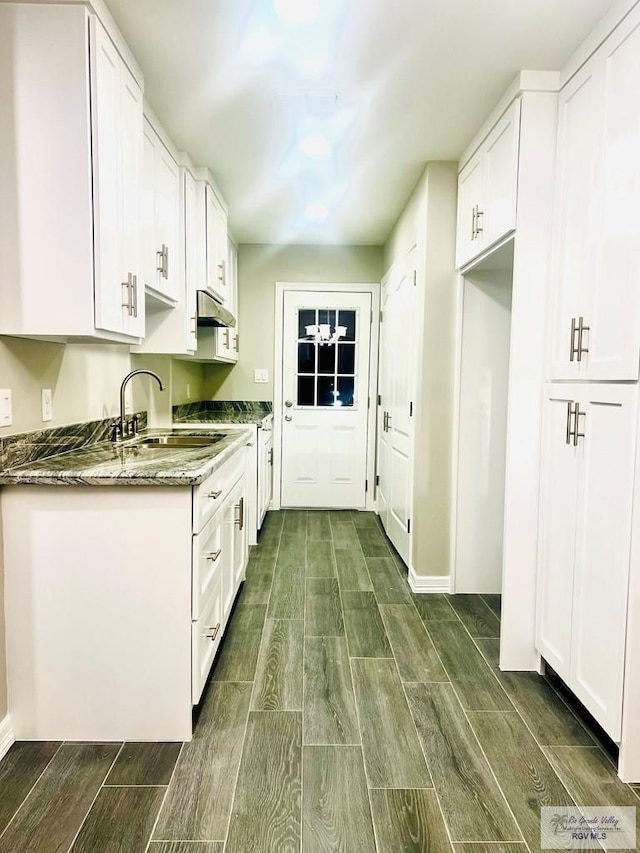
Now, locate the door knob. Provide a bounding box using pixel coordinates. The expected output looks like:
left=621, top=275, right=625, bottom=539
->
left=285, top=400, right=293, bottom=408
left=285, top=415, right=292, bottom=422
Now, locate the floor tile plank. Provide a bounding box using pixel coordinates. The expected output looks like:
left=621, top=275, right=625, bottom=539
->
left=453, top=845, right=527, bottom=852
left=305, top=578, right=345, bottom=637
left=282, top=509, right=308, bottom=536
left=413, top=593, right=460, bottom=623
left=0, top=743, right=120, bottom=853
left=405, top=682, right=521, bottom=843
left=370, top=788, right=453, bottom=853
left=302, top=745, right=376, bottom=852
left=148, top=843, right=223, bottom=853
left=307, top=510, right=332, bottom=541
left=446, top=594, right=501, bottom=638
left=474, top=638, right=501, bottom=669
left=341, top=590, right=392, bottom=658
left=153, top=682, right=251, bottom=842
left=329, top=519, right=359, bottom=548
left=105, top=742, right=181, bottom=786
left=364, top=555, right=413, bottom=604
left=380, top=604, right=448, bottom=682
left=351, top=657, right=432, bottom=788
left=426, top=621, right=512, bottom=710
left=468, top=711, right=576, bottom=850
left=211, top=602, right=267, bottom=681
left=70, top=786, right=165, bottom=852
left=267, top=534, right=306, bottom=619
left=481, top=594, right=502, bottom=620
left=0, top=742, right=60, bottom=834
left=225, top=711, right=302, bottom=853
left=304, top=637, right=360, bottom=745
left=544, top=746, right=640, bottom=840
left=251, top=619, right=304, bottom=711
left=495, top=672, right=595, bottom=747
left=333, top=547, right=372, bottom=591
left=306, top=539, right=337, bottom=577
left=241, top=554, right=276, bottom=606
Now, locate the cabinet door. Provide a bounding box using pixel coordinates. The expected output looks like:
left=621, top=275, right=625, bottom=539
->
left=205, top=186, right=228, bottom=303
left=550, top=64, right=602, bottom=380
left=536, top=386, right=581, bottom=681
left=570, top=385, right=637, bottom=739
left=258, top=430, right=273, bottom=526
left=118, top=67, right=144, bottom=338
left=184, top=169, right=199, bottom=352
left=92, top=22, right=143, bottom=339
left=92, top=22, right=123, bottom=336
left=455, top=154, right=484, bottom=268
left=221, top=474, right=247, bottom=617
left=483, top=99, right=520, bottom=248
left=589, top=11, right=640, bottom=380
left=155, top=144, right=180, bottom=302
left=192, top=566, right=223, bottom=704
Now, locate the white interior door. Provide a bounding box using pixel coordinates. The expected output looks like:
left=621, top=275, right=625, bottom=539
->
left=280, top=290, right=373, bottom=508
left=376, top=250, right=416, bottom=565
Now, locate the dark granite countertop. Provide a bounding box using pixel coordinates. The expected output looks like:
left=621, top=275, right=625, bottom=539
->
left=172, top=400, right=273, bottom=426
left=0, top=428, right=252, bottom=487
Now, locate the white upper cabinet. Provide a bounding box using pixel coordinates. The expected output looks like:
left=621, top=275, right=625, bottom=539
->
left=142, top=117, right=180, bottom=304
left=550, top=7, right=640, bottom=380
left=0, top=4, right=144, bottom=342
left=456, top=99, right=520, bottom=269
left=205, top=186, right=229, bottom=304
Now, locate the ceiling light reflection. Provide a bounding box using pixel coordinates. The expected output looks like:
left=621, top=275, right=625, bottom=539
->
left=304, top=202, right=330, bottom=221
left=299, top=135, right=331, bottom=157
left=274, top=0, right=320, bottom=25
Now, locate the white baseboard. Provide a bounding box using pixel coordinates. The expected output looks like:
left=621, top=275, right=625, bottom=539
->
left=409, top=570, right=451, bottom=594
left=0, top=714, right=15, bottom=762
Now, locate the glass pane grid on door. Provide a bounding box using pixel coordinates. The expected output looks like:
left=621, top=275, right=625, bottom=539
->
left=296, top=308, right=358, bottom=408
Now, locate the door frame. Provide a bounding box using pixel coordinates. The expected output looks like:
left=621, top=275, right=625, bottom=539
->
left=273, top=281, right=380, bottom=511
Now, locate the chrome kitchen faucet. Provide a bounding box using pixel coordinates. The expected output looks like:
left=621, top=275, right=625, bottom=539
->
left=111, top=369, right=165, bottom=441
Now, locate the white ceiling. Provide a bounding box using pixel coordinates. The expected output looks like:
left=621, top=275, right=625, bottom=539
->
left=103, top=0, right=616, bottom=246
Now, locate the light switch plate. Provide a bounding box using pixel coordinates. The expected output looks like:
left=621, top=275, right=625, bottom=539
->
left=254, top=369, right=269, bottom=383
left=0, top=389, right=12, bottom=427
left=41, top=388, right=53, bottom=422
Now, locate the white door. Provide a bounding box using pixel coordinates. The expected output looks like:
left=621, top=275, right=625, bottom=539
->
left=280, top=290, right=373, bottom=508
left=376, top=251, right=416, bottom=565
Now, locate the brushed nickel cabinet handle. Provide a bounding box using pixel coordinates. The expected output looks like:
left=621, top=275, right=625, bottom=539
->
left=570, top=317, right=579, bottom=362
left=163, top=245, right=169, bottom=280
left=207, top=490, right=222, bottom=500
left=565, top=401, right=574, bottom=445
left=156, top=246, right=164, bottom=274
left=475, top=207, right=484, bottom=235
left=573, top=403, right=586, bottom=447
left=131, top=275, right=138, bottom=318
left=577, top=316, right=589, bottom=361
left=204, top=549, right=221, bottom=562
left=205, top=623, right=221, bottom=641
left=218, top=259, right=226, bottom=284
left=234, top=497, right=245, bottom=530
left=471, top=206, right=476, bottom=240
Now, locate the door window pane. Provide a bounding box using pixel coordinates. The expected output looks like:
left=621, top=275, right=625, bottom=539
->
left=337, top=377, right=355, bottom=407
left=298, top=342, right=316, bottom=374
left=297, top=376, right=315, bottom=406
left=318, top=344, right=336, bottom=374
left=298, top=309, right=316, bottom=339
left=337, top=343, right=355, bottom=375
left=338, top=310, right=356, bottom=341
left=317, top=376, right=336, bottom=407
left=318, top=309, right=336, bottom=329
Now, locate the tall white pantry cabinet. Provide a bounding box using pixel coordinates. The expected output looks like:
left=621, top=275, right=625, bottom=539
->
left=536, top=3, right=640, bottom=780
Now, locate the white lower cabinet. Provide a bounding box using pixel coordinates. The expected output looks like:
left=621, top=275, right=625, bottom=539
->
left=258, top=425, right=274, bottom=528
left=536, top=383, right=638, bottom=740
left=2, top=446, right=250, bottom=741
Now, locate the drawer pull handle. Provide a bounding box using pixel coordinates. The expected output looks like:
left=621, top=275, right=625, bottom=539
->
left=204, top=549, right=222, bottom=562
left=207, top=490, right=223, bottom=500
left=234, top=497, right=245, bottom=531
left=205, top=623, right=221, bottom=641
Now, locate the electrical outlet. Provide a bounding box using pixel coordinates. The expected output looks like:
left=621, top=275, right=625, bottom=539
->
left=41, top=388, right=53, bottom=422
left=254, top=369, right=269, bottom=384
left=0, top=389, right=12, bottom=427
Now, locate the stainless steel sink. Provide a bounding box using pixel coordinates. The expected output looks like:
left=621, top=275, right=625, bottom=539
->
left=121, top=434, right=227, bottom=450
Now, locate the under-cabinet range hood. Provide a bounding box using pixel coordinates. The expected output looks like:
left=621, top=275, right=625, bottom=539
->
left=196, top=290, right=236, bottom=328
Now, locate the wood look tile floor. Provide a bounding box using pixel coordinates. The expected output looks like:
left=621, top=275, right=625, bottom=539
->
left=0, top=510, right=638, bottom=853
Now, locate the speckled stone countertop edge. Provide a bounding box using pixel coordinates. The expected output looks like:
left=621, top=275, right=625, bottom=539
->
left=0, top=428, right=253, bottom=487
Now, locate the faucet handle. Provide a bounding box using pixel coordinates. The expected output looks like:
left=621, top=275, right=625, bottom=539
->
left=130, top=414, right=139, bottom=436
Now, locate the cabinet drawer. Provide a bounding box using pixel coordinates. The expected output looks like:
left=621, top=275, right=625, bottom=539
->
left=192, top=510, right=223, bottom=620
left=192, top=569, right=223, bottom=704
left=193, top=449, right=245, bottom=533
